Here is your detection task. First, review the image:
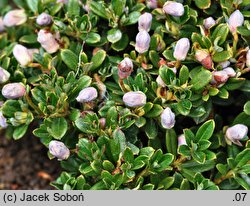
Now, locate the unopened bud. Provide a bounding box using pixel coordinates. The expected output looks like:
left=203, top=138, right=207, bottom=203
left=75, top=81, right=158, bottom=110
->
left=99, top=118, right=106, bottom=129
left=36, top=13, right=52, bottom=26
left=2, top=83, right=26, bottom=99
left=57, top=0, right=68, bottom=3
left=138, top=12, right=152, bottom=32
left=225, top=124, right=248, bottom=146
left=146, top=0, right=158, bottom=9
left=123, top=91, right=147, bottom=107
left=211, top=70, right=229, bottom=85
left=195, top=49, right=213, bottom=69
left=163, top=1, right=184, bottom=17
left=37, top=29, right=60, bottom=54
left=49, top=140, right=70, bottom=160
left=0, top=67, right=10, bottom=84
left=178, top=134, right=187, bottom=146
left=13, top=44, right=37, bottom=67
left=118, top=57, right=133, bottom=79
left=173, top=38, right=190, bottom=61
left=228, top=10, right=244, bottom=34
left=0, top=111, right=7, bottom=129
left=135, top=30, right=151, bottom=54
left=204, top=17, right=216, bottom=29
left=219, top=60, right=230, bottom=68
left=3, top=10, right=27, bottom=27
left=223, top=67, right=236, bottom=77
left=161, top=107, right=175, bottom=129
left=156, top=75, right=166, bottom=87
left=0, top=17, right=5, bottom=32
left=76, top=87, right=98, bottom=103
left=246, top=49, right=250, bottom=68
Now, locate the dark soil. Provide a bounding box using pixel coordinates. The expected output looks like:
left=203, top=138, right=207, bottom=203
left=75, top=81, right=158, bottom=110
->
left=0, top=133, right=61, bottom=189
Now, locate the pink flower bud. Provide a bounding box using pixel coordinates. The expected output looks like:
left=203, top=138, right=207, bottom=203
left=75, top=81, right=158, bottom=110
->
left=49, top=140, right=70, bottom=160
left=0, top=17, right=5, bottom=32
left=161, top=107, right=175, bottom=129
left=123, top=91, right=147, bottom=107
left=2, top=83, right=26, bottom=99
left=163, top=1, right=184, bottom=17
left=3, top=10, right=27, bottom=27
left=173, top=38, right=190, bottom=61
left=203, top=17, right=216, bottom=29
left=219, top=60, right=230, bottom=68
left=156, top=75, right=166, bottom=87
left=0, top=111, right=7, bottom=129
left=0, top=67, right=10, bottom=84
left=36, top=13, right=52, bottom=26
left=195, top=50, right=213, bottom=69
left=138, top=12, right=152, bottom=32
left=37, top=29, right=60, bottom=54
left=178, top=134, right=187, bottom=146
left=225, top=124, right=248, bottom=146
left=246, top=50, right=250, bottom=68
left=57, top=0, right=68, bottom=3
left=223, top=67, right=236, bottom=77
left=76, top=87, right=98, bottom=103
left=13, top=44, right=35, bottom=67
left=146, top=0, right=158, bottom=9
left=118, top=57, right=133, bottom=79
left=211, top=70, right=229, bottom=85
left=135, top=30, right=151, bottom=54
left=228, top=10, right=244, bottom=34
left=99, top=117, right=106, bottom=129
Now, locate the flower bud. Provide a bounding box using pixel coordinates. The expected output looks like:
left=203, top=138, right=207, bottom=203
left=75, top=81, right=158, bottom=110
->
left=173, top=38, right=190, bottom=61
left=3, top=10, right=27, bottom=27
left=99, top=118, right=106, bottom=129
left=156, top=75, right=166, bottom=87
left=57, top=0, right=68, bottom=3
left=49, top=140, right=70, bottom=160
left=219, top=60, right=230, bottom=68
left=203, top=17, right=216, bottom=29
left=211, top=70, right=229, bottom=84
left=0, top=17, right=5, bottom=32
left=163, top=1, right=184, bottom=17
left=195, top=49, right=213, bottom=69
left=123, top=91, right=147, bottom=107
left=146, top=0, right=158, bottom=9
left=37, top=29, right=60, bottom=54
left=161, top=107, right=175, bottom=129
left=225, top=124, right=248, bottom=146
left=223, top=67, right=236, bottom=77
left=2, top=83, right=26, bottom=99
left=13, top=44, right=34, bottom=67
left=36, top=13, right=52, bottom=26
left=178, top=134, right=187, bottom=147
left=0, top=67, right=10, bottom=84
left=0, top=111, right=7, bottom=129
left=118, top=57, right=133, bottom=79
left=138, top=12, right=152, bottom=32
left=76, top=87, right=98, bottom=103
left=228, top=10, right=244, bottom=34
left=246, top=49, right=250, bottom=68
left=135, top=30, right=151, bottom=54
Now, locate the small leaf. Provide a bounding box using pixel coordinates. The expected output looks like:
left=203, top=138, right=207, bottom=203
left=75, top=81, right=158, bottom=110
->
left=90, top=49, right=106, bottom=71
left=26, top=0, right=38, bottom=13
left=86, top=32, right=101, bottom=44
left=194, top=0, right=211, bottom=9
left=165, top=129, right=177, bottom=156
left=68, top=0, right=80, bottom=16
left=48, top=117, right=68, bottom=140
left=195, top=120, right=215, bottom=142
left=243, top=101, right=250, bottom=115
left=61, top=49, right=78, bottom=71
left=190, top=68, right=212, bottom=90
left=212, top=51, right=232, bottom=62
left=107, top=29, right=122, bottom=43
left=13, top=125, right=28, bottom=140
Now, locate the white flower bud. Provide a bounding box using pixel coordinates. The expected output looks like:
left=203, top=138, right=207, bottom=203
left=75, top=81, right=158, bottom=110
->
left=161, top=107, right=175, bottom=129
left=195, top=49, right=213, bottom=69
left=138, top=12, right=152, bottom=32
left=123, top=91, right=147, bottom=107
left=76, top=87, right=98, bottom=103
left=204, top=17, right=216, bottom=29
left=146, top=0, right=158, bottom=9
left=135, top=30, right=151, bottom=54
left=0, top=17, right=5, bottom=32
left=223, top=67, right=236, bottom=77
left=3, top=10, right=27, bottom=27
left=0, top=111, right=7, bottom=129
left=211, top=70, right=229, bottom=84
left=37, top=29, right=60, bottom=54
left=57, top=0, right=68, bottom=3
left=178, top=134, right=187, bottom=146
left=0, top=67, right=10, bottom=84
left=225, top=124, right=248, bottom=146
left=156, top=75, right=166, bottom=87
left=228, top=10, right=244, bottom=34
left=49, top=140, right=70, bottom=160
left=36, top=13, right=52, bottom=26
left=246, top=49, right=250, bottom=68
left=13, top=44, right=35, bottom=67
left=163, top=1, right=184, bottom=17
left=118, top=57, right=133, bottom=79
left=219, top=60, right=230, bottom=68
left=173, top=38, right=190, bottom=61
left=2, top=83, right=26, bottom=99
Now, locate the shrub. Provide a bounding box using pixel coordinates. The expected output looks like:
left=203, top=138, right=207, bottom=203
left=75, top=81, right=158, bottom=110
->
left=0, top=0, right=249, bottom=190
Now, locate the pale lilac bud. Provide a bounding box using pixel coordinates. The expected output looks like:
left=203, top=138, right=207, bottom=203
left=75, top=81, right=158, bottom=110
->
left=225, top=124, right=248, bottom=146
left=228, top=10, right=244, bottom=34
left=13, top=44, right=33, bottom=67
left=36, top=13, right=52, bottom=26
left=161, top=107, right=175, bottom=129
left=123, top=91, right=147, bottom=107
left=0, top=17, right=5, bottom=32
left=135, top=30, right=151, bottom=54
left=173, top=38, right=190, bottom=61
left=2, top=83, right=26, bottom=99
left=223, top=67, right=236, bottom=77
left=163, top=1, right=184, bottom=17
left=219, top=60, right=230, bottom=68
left=37, top=29, right=60, bottom=54
left=76, top=87, right=98, bottom=103
left=3, top=10, right=27, bottom=27
left=211, top=70, right=229, bottom=84
left=146, top=0, right=158, bottom=9
left=195, top=50, right=213, bottom=69
left=0, top=67, right=10, bottom=84
left=204, top=17, right=216, bottom=29
left=138, top=12, right=152, bottom=32
left=178, top=134, right=187, bottom=147
left=0, top=111, right=7, bottom=129
left=49, top=140, right=70, bottom=160
left=57, top=0, right=68, bottom=3
left=156, top=75, right=166, bottom=87
left=118, top=57, right=133, bottom=79
left=246, top=50, right=250, bottom=68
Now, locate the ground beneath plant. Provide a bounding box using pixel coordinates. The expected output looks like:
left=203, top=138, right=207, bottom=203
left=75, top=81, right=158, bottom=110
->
left=0, top=133, right=61, bottom=189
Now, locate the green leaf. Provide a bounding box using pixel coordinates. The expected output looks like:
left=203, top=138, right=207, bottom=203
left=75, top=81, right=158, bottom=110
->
left=235, top=149, right=250, bottom=168
left=179, top=65, right=189, bottom=85
left=195, top=120, right=215, bottom=142
left=177, top=99, right=192, bottom=116
left=145, top=119, right=158, bottom=139
left=243, top=101, right=250, bottom=115
left=90, top=1, right=109, bottom=19
left=190, top=68, right=212, bottom=90
left=181, top=160, right=215, bottom=172
left=90, top=49, right=106, bottom=71
left=68, top=0, right=80, bottom=16
left=61, top=49, right=78, bottom=71
left=211, top=24, right=229, bottom=45
left=237, top=26, right=250, bottom=36
left=165, top=129, right=177, bottom=156
left=26, top=0, right=38, bottom=13
left=192, top=151, right=206, bottom=164
left=19, top=34, right=38, bottom=44
left=107, top=29, right=122, bottom=43
left=144, top=104, right=163, bottom=118
left=158, top=177, right=175, bottom=189
left=212, top=51, right=232, bottom=62
left=111, top=34, right=129, bottom=51
left=48, top=117, right=68, bottom=140
left=13, top=124, right=28, bottom=140
left=194, top=0, right=211, bottom=9
left=112, top=0, right=126, bottom=17
left=86, top=32, right=101, bottom=44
